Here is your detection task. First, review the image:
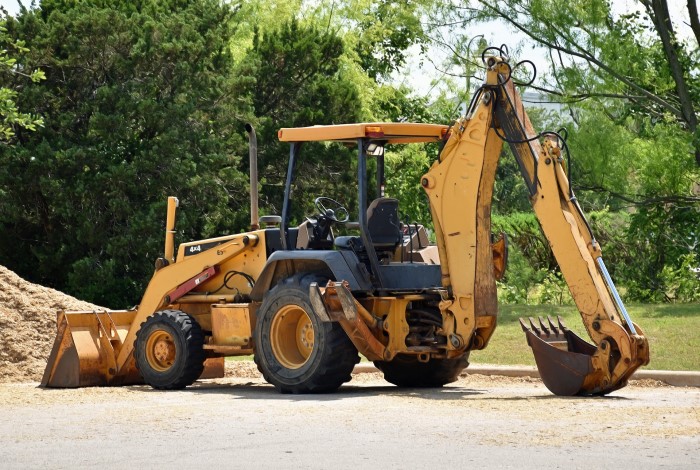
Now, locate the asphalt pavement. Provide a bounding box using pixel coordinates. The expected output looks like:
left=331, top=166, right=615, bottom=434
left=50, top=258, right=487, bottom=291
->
left=353, top=363, right=700, bottom=387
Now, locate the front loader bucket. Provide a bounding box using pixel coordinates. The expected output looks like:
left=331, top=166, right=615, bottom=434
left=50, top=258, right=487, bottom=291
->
left=42, top=310, right=225, bottom=388
left=41, top=310, right=142, bottom=387
left=520, top=316, right=603, bottom=396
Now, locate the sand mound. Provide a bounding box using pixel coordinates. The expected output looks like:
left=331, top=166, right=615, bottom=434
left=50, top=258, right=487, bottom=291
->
left=224, top=360, right=262, bottom=378
left=0, top=266, right=104, bottom=383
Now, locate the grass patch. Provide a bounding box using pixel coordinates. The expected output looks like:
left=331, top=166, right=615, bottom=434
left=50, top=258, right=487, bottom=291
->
left=225, top=355, right=253, bottom=361
left=470, top=303, right=700, bottom=371
left=224, top=304, right=700, bottom=371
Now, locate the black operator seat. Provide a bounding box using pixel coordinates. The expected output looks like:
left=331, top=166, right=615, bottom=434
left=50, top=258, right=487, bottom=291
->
left=335, top=197, right=401, bottom=254
left=366, top=197, right=401, bottom=251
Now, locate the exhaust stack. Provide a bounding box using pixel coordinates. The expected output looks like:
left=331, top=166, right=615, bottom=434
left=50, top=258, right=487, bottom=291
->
left=164, top=196, right=178, bottom=263
left=245, top=123, right=259, bottom=230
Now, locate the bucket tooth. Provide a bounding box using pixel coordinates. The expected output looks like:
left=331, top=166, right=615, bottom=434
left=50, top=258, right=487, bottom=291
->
left=528, top=317, right=541, bottom=336
left=557, top=315, right=566, bottom=329
left=547, top=316, right=561, bottom=335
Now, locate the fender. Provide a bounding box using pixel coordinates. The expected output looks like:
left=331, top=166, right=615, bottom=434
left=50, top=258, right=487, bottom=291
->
left=250, top=250, right=371, bottom=301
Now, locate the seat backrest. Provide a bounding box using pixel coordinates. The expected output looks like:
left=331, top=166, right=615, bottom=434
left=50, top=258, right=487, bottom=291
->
left=367, top=197, right=401, bottom=249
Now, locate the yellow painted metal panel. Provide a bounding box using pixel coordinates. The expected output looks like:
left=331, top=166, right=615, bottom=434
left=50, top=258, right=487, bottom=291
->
left=278, top=122, right=448, bottom=143
left=211, top=304, right=252, bottom=347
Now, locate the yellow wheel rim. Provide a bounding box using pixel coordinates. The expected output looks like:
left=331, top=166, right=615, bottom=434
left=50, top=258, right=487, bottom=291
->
left=270, top=304, right=314, bottom=369
left=145, top=329, right=176, bottom=372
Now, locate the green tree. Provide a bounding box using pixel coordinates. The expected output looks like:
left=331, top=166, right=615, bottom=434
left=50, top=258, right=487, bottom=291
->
left=425, top=0, right=700, bottom=301
left=0, top=14, right=44, bottom=142
left=436, top=0, right=699, bottom=163
left=341, top=0, right=430, bottom=81
left=237, top=19, right=363, bottom=222
left=225, top=0, right=444, bottom=226
left=0, top=0, right=249, bottom=307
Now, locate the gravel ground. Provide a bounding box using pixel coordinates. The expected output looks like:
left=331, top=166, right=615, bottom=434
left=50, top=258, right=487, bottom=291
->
left=1, top=363, right=697, bottom=469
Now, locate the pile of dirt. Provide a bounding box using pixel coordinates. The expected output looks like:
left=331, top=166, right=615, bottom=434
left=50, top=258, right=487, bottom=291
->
left=0, top=265, right=104, bottom=383
left=224, top=360, right=262, bottom=378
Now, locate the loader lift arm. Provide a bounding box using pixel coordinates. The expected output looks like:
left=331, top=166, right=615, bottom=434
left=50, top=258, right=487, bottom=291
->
left=421, top=54, right=649, bottom=395
left=42, top=231, right=258, bottom=387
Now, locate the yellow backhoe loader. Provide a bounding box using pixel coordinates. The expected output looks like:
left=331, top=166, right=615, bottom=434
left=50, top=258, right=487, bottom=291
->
left=42, top=49, right=649, bottom=395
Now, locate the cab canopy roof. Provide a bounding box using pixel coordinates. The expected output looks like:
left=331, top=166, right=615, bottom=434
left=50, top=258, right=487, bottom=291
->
left=277, top=122, right=449, bottom=144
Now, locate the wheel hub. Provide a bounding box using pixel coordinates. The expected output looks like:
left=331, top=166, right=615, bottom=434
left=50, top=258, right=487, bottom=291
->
left=145, top=330, right=176, bottom=372
left=270, top=305, right=314, bottom=369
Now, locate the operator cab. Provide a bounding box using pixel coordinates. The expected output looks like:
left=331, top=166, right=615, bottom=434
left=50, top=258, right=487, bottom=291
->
left=268, top=122, right=449, bottom=291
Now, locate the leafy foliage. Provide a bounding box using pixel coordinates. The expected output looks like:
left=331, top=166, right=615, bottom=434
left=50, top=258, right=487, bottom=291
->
left=0, top=0, right=248, bottom=306
left=0, top=0, right=696, bottom=309
left=237, top=19, right=363, bottom=223
left=346, top=0, right=429, bottom=81
left=659, top=253, right=700, bottom=302
left=0, top=17, right=45, bottom=142
left=426, top=0, right=700, bottom=303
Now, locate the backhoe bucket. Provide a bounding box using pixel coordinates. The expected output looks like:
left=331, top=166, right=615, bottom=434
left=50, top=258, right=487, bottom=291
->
left=41, top=310, right=142, bottom=387
left=520, top=316, right=600, bottom=396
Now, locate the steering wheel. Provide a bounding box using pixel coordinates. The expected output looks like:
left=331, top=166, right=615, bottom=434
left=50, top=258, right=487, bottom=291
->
left=314, top=197, right=350, bottom=223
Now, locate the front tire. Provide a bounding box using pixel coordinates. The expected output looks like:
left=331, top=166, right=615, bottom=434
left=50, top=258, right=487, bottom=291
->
left=135, top=309, right=205, bottom=390
left=254, top=273, right=359, bottom=393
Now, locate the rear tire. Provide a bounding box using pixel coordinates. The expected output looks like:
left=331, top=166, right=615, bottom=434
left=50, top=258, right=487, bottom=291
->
left=254, top=273, right=359, bottom=393
left=135, top=309, right=205, bottom=390
left=374, top=354, right=469, bottom=388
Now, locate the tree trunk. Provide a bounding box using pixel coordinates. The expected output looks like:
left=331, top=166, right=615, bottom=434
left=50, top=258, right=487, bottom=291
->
left=648, top=0, right=698, bottom=164
left=688, top=0, right=700, bottom=48
left=688, top=1, right=700, bottom=165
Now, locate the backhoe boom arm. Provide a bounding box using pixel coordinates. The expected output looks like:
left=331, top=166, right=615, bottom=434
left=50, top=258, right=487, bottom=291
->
left=421, top=55, right=649, bottom=395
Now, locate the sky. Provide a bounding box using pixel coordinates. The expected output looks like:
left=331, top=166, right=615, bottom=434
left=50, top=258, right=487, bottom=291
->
left=0, top=0, right=20, bottom=14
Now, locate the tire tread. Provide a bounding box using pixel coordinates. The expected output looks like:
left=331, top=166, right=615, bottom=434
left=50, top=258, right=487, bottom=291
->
left=254, top=273, right=359, bottom=393
left=374, top=355, right=469, bottom=388
left=135, top=309, right=205, bottom=390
